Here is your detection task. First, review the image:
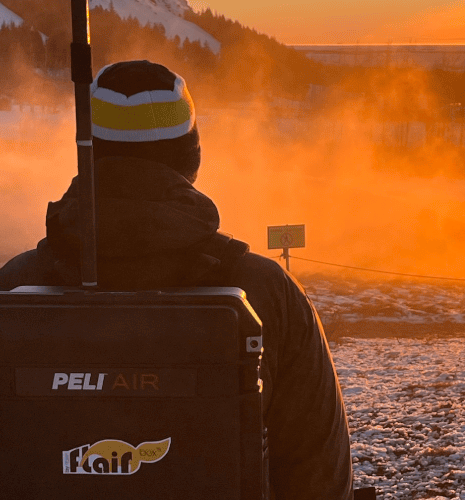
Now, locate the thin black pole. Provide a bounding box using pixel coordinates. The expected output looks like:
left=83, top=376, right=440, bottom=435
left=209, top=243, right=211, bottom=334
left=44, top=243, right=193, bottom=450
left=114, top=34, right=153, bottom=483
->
left=283, top=247, right=290, bottom=272
left=70, top=0, right=98, bottom=287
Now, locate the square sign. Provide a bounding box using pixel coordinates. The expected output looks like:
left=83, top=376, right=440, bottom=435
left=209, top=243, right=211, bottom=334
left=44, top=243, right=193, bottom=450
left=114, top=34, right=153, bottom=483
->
left=268, top=225, right=305, bottom=249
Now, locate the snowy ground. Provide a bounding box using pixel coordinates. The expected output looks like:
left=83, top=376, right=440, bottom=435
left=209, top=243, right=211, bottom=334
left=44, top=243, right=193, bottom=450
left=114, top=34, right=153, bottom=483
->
left=303, top=275, right=465, bottom=339
left=302, top=275, right=465, bottom=499
left=333, top=337, right=465, bottom=499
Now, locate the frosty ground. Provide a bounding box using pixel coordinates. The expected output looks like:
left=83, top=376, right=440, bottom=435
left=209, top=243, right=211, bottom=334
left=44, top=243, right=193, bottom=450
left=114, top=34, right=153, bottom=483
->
left=303, top=275, right=465, bottom=499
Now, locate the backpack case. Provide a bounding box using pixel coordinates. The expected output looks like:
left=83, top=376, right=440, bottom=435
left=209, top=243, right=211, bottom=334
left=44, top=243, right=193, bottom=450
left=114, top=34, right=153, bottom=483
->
left=0, top=285, right=268, bottom=499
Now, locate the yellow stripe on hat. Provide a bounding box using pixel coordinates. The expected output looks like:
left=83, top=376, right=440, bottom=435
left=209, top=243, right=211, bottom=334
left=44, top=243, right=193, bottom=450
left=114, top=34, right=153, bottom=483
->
left=92, top=91, right=194, bottom=131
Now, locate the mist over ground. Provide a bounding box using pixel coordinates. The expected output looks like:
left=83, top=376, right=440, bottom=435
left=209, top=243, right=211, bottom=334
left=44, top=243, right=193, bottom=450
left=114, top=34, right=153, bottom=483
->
left=196, top=89, right=465, bottom=280
left=1, top=60, right=465, bottom=285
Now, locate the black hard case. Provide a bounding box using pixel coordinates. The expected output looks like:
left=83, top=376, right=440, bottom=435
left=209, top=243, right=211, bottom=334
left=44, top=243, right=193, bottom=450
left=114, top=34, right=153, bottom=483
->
left=0, top=286, right=267, bottom=499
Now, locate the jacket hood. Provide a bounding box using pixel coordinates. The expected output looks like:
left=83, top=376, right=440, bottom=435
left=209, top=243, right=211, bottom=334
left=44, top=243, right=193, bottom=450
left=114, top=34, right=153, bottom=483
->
left=46, top=157, right=220, bottom=260
left=45, top=157, right=223, bottom=289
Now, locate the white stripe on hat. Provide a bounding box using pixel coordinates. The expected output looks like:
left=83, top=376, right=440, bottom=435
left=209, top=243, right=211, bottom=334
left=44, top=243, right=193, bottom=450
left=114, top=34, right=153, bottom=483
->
left=91, top=76, right=188, bottom=106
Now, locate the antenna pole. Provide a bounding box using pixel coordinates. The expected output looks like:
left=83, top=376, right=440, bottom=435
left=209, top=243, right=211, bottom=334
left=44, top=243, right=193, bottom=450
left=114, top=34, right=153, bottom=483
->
left=70, top=0, right=98, bottom=288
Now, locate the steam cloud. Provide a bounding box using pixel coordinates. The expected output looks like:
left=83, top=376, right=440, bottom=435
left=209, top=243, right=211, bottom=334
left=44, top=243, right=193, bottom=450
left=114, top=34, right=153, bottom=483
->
left=1, top=55, right=465, bottom=282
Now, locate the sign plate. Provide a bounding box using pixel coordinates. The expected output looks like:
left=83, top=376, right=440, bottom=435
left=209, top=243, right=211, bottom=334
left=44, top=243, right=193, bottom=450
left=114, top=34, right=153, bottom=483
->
left=267, top=225, right=305, bottom=249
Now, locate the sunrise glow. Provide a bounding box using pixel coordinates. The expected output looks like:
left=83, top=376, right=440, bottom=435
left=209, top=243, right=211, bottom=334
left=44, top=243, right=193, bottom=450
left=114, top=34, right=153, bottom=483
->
left=188, top=0, right=465, bottom=45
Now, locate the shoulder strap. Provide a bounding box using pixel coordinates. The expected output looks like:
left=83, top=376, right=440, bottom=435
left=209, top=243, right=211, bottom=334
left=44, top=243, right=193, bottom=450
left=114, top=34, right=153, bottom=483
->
left=220, top=238, right=250, bottom=283
left=219, top=237, right=250, bottom=281
left=195, top=232, right=250, bottom=285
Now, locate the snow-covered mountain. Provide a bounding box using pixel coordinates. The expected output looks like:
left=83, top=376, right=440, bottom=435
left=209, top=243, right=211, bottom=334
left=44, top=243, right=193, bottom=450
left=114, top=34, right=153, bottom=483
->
left=89, top=0, right=221, bottom=54
left=0, top=3, right=23, bottom=27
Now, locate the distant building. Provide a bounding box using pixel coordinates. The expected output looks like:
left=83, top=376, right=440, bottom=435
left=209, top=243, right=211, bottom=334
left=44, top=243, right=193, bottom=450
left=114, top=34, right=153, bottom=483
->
left=293, top=45, right=465, bottom=72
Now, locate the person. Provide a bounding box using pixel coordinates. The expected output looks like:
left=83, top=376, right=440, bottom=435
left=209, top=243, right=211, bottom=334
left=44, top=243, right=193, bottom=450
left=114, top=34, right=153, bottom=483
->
left=0, top=60, right=353, bottom=499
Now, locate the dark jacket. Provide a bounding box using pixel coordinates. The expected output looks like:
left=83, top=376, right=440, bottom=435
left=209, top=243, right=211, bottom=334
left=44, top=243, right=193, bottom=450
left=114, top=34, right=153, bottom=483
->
left=0, top=157, right=353, bottom=499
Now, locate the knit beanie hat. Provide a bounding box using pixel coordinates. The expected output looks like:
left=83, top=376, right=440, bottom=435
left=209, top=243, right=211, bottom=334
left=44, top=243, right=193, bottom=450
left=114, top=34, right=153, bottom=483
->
left=90, top=60, right=201, bottom=181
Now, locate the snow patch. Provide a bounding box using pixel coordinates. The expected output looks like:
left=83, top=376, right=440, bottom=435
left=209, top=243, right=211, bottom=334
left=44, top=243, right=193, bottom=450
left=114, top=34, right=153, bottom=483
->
left=0, top=3, right=23, bottom=28
left=0, top=3, right=47, bottom=42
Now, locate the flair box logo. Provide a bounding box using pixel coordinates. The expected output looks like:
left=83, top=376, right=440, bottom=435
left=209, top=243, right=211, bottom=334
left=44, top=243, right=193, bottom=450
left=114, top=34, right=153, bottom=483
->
left=63, top=438, right=171, bottom=475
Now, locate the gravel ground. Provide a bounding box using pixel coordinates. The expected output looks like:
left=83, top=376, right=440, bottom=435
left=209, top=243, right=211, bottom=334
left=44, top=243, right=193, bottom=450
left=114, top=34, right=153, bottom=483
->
left=331, top=336, right=465, bottom=500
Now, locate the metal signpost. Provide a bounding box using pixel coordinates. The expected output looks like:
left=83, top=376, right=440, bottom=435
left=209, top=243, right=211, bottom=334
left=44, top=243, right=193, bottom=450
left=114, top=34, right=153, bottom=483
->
left=267, top=224, right=305, bottom=272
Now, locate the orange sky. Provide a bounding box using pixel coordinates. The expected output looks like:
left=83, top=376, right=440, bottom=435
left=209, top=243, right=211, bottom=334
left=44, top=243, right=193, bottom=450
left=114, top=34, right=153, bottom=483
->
left=188, top=0, right=465, bottom=45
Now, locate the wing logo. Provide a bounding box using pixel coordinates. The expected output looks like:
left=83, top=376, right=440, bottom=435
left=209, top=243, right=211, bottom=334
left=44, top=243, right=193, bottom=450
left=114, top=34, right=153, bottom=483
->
left=63, top=438, right=171, bottom=475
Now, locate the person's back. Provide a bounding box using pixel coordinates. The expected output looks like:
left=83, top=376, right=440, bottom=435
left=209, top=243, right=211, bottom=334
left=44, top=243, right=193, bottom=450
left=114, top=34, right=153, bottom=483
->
left=0, top=60, right=353, bottom=499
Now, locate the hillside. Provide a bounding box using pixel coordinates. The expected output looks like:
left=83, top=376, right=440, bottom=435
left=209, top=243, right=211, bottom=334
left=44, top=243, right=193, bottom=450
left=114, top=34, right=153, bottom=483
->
left=0, top=0, right=318, bottom=104
left=0, top=0, right=220, bottom=53
left=89, top=0, right=220, bottom=53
